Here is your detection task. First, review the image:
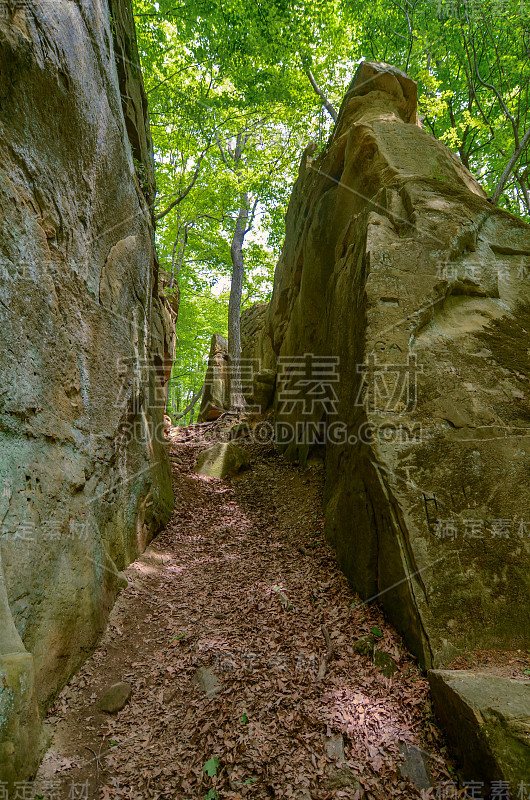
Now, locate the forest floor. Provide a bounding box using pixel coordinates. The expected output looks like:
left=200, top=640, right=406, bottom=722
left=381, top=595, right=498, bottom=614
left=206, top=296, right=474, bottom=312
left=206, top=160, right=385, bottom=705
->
left=35, top=421, right=462, bottom=800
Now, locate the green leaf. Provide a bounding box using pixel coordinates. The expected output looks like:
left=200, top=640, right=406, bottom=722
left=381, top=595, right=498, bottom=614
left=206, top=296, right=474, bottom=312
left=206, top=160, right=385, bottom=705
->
left=171, top=633, right=186, bottom=641
left=205, top=790, right=219, bottom=800
left=524, top=669, right=530, bottom=675
left=203, top=756, right=220, bottom=777
left=370, top=627, right=383, bottom=638
left=244, top=777, right=256, bottom=785
left=241, top=713, right=248, bottom=724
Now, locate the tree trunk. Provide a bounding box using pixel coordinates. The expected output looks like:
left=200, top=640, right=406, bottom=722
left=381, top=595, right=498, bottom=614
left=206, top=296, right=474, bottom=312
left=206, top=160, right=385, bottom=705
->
left=516, top=171, right=530, bottom=216
left=228, top=195, right=249, bottom=411
left=169, top=238, right=178, bottom=289
left=175, top=382, right=204, bottom=423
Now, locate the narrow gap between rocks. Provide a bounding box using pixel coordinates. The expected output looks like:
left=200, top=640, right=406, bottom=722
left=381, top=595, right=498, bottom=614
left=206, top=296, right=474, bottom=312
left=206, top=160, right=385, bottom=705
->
left=36, top=423, right=458, bottom=800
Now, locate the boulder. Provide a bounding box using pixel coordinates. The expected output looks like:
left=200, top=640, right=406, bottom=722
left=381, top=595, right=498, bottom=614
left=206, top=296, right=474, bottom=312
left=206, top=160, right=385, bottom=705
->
left=429, top=670, right=530, bottom=784
left=98, top=682, right=132, bottom=714
left=192, top=667, right=221, bottom=698
left=198, top=323, right=276, bottom=419
left=195, top=443, right=250, bottom=479
left=0, top=0, right=174, bottom=782
left=324, top=733, right=345, bottom=762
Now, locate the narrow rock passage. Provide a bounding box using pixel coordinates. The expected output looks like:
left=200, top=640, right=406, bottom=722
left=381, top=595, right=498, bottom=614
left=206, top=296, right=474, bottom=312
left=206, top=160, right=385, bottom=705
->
left=36, top=428, right=455, bottom=799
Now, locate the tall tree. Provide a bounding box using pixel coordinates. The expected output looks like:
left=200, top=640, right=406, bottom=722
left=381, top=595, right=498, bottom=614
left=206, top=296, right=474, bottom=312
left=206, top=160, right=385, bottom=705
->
left=133, top=0, right=530, bottom=423
left=216, top=130, right=257, bottom=410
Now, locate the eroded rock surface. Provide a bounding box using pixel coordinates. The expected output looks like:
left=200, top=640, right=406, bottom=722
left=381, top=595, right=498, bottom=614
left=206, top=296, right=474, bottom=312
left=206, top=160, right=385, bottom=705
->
left=199, top=309, right=277, bottom=420
left=429, top=671, right=530, bottom=783
left=198, top=334, right=229, bottom=421
left=98, top=681, right=132, bottom=714
left=243, top=60, right=530, bottom=666
left=0, top=0, right=174, bottom=781
left=240, top=61, right=530, bottom=780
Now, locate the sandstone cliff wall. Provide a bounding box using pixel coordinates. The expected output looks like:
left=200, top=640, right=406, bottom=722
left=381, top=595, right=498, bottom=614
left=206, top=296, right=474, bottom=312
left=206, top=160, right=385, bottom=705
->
left=242, top=62, right=530, bottom=670
left=0, top=0, right=174, bottom=781
left=240, top=63, right=530, bottom=779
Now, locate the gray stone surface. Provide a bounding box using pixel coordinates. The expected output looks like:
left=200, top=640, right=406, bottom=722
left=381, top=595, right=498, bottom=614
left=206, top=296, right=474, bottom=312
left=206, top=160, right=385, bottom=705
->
left=98, top=682, right=132, bottom=714
left=0, top=0, right=174, bottom=782
left=198, top=335, right=229, bottom=421
left=192, top=667, right=221, bottom=698
left=429, top=670, right=530, bottom=784
left=324, top=733, right=345, bottom=762
left=398, top=742, right=432, bottom=791
left=195, top=443, right=250, bottom=479
left=241, top=61, right=530, bottom=670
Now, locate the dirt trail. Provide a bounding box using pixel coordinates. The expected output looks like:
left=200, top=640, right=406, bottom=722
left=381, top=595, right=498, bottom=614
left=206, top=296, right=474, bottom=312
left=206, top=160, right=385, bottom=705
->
left=36, top=427, right=456, bottom=799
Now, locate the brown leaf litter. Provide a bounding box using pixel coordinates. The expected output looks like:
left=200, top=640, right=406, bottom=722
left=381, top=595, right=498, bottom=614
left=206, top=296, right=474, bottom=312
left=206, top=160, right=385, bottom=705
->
left=35, top=421, right=462, bottom=800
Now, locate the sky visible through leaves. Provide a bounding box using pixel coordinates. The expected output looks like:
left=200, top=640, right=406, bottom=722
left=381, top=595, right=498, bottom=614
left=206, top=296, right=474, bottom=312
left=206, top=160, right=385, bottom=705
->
left=133, top=0, right=530, bottom=422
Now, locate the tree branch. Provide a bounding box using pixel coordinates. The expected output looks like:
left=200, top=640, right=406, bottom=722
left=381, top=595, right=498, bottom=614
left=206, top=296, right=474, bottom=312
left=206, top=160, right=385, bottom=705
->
left=169, top=237, right=179, bottom=289
left=516, top=170, right=530, bottom=215
left=154, top=140, right=212, bottom=222
left=468, top=26, right=517, bottom=137
left=302, top=62, right=338, bottom=123
left=243, top=196, right=259, bottom=235
left=215, top=131, right=231, bottom=166
left=174, top=383, right=204, bottom=421
left=490, top=127, right=530, bottom=206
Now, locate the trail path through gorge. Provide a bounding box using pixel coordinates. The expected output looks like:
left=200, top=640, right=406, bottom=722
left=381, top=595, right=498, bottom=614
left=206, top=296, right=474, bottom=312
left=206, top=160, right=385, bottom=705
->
left=36, top=424, right=458, bottom=799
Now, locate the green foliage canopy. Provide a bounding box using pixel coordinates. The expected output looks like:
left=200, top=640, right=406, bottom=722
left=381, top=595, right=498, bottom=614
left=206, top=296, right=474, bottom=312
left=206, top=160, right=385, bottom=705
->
left=133, top=0, right=529, bottom=422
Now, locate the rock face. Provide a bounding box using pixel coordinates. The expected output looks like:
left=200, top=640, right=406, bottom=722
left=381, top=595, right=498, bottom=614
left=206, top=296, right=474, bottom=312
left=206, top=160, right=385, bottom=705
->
left=192, top=666, right=222, bottom=698
left=240, top=303, right=277, bottom=414
left=198, top=334, right=229, bottom=421
left=0, top=0, right=174, bottom=781
left=243, top=60, right=530, bottom=666
left=429, top=671, right=530, bottom=783
left=198, top=309, right=277, bottom=421
left=397, top=743, right=432, bottom=792
left=241, top=61, right=530, bottom=779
